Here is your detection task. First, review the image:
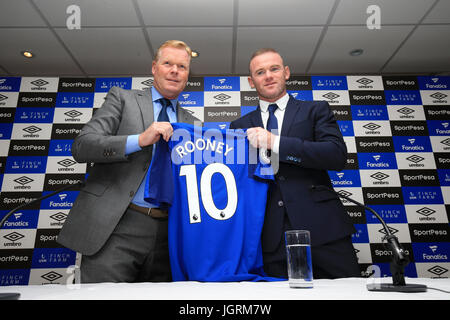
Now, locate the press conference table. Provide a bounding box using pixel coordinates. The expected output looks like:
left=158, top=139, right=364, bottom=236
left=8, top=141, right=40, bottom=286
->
left=1, top=278, right=449, bottom=300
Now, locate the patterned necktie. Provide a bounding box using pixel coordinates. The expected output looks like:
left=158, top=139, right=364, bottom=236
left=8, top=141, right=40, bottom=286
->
left=157, top=98, right=172, bottom=122
left=266, top=103, right=278, bottom=135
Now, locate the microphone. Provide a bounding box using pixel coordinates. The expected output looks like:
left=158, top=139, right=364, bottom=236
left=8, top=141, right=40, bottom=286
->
left=0, top=179, right=85, bottom=300
left=310, top=185, right=427, bottom=293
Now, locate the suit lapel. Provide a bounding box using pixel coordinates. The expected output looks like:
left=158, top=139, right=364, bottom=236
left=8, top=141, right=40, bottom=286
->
left=177, top=102, right=190, bottom=123
left=136, top=88, right=198, bottom=127
left=251, top=106, right=264, bottom=128
left=281, top=96, right=300, bottom=136
left=135, top=88, right=154, bottom=130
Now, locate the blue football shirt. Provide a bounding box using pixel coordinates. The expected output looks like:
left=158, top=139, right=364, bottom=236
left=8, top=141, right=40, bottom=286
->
left=144, top=123, right=281, bottom=281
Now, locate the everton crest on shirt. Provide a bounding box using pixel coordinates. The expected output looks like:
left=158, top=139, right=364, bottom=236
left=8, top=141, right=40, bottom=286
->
left=144, top=122, right=281, bottom=281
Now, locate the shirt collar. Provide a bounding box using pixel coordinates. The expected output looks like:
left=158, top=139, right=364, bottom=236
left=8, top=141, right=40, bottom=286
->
left=259, top=93, right=289, bottom=112
left=151, top=87, right=177, bottom=109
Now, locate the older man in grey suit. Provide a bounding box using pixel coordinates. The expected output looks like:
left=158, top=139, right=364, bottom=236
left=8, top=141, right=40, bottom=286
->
left=57, top=40, right=200, bottom=283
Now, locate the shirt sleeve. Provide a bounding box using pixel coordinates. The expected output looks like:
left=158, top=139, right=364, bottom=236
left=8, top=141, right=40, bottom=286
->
left=125, top=134, right=142, bottom=155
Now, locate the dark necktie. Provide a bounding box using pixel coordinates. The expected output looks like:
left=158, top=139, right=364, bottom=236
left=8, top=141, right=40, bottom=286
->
left=157, top=98, right=172, bottom=122
left=266, top=104, right=278, bottom=134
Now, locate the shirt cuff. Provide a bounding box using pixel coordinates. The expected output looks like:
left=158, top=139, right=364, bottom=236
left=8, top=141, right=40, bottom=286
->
left=272, top=135, right=280, bottom=154
left=125, top=134, right=142, bottom=155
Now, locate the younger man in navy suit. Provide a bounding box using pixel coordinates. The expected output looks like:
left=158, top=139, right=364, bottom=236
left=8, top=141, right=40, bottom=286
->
left=230, top=48, right=360, bottom=279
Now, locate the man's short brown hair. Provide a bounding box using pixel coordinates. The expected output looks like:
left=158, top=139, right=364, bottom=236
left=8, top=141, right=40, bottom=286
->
left=249, top=48, right=283, bottom=72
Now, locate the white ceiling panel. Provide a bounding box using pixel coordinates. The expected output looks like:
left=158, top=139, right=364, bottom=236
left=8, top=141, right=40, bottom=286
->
left=331, top=0, right=436, bottom=25
left=383, top=25, right=450, bottom=73
left=35, top=0, right=141, bottom=27
left=238, top=0, right=335, bottom=26
left=55, top=28, right=152, bottom=76
left=0, top=28, right=82, bottom=76
left=0, top=0, right=449, bottom=76
left=309, top=25, right=414, bottom=74
left=147, top=27, right=234, bottom=75
left=235, top=27, right=323, bottom=75
left=137, top=0, right=234, bottom=26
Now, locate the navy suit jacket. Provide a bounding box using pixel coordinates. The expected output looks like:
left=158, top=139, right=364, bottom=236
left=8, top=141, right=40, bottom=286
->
left=230, top=96, right=355, bottom=251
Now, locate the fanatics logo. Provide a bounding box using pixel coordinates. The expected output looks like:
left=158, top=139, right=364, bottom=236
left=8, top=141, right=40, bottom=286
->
left=179, top=92, right=203, bottom=106
left=395, top=136, right=432, bottom=152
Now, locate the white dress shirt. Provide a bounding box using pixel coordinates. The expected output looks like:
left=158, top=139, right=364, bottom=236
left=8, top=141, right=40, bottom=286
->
left=258, top=93, right=289, bottom=154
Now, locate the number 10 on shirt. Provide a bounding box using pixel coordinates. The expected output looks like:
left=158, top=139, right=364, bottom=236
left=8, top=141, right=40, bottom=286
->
left=179, top=163, right=238, bottom=224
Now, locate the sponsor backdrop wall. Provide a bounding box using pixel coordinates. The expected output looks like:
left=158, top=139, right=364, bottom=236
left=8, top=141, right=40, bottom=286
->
left=0, top=75, right=449, bottom=286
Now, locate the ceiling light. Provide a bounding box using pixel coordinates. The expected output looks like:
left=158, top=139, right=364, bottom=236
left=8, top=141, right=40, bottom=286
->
left=349, top=49, right=363, bottom=56
left=21, top=51, right=34, bottom=58
left=191, top=51, right=199, bottom=58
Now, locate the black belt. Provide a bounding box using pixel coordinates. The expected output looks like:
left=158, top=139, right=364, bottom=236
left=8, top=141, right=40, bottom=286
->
left=128, top=203, right=168, bottom=219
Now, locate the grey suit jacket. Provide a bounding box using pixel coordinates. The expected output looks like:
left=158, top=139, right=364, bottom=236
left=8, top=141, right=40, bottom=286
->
left=57, top=86, right=200, bottom=255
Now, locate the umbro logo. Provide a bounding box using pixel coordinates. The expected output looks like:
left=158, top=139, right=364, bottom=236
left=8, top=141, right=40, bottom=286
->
left=64, top=110, right=83, bottom=118
left=356, top=78, right=373, bottom=86
left=416, top=207, right=436, bottom=217
left=430, top=92, right=447, bottom=100
left=370, top=172, right=389, bottom=181
left=214, top=93, right=231, bottom=102
left=406, top=155, right=424, bottom=163
left=57, top=158, right=77, bottom=168
left=14, top=176, right=34, bottom=186
left=30, top=79, right=49, bottom=87
left=363, top=123, right=381, bottom=131
left=141, top=78, right=154, bottom=87
left=322, top=92, right=340, bottom=100
left=3, top=231, right=25, bottom=242
left=41, top=271, right=63, bottom=282
left=23, top=125, right=42, bottom=134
